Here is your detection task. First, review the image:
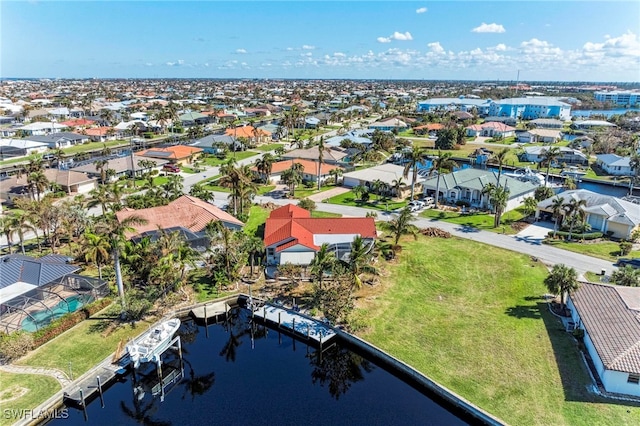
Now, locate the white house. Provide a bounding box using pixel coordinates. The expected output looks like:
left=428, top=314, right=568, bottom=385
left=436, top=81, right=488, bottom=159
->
left=595, top=154, right=634, bottom=176
left=522, top=146, right=588, bottom=165
left=535, top=189, right=640, bottom=239
left=466, top=122, right=516, bottom=138
left=342, top=163, right=419, bottom=198
left=567, top=282, right=640, bottom=398
left=16, top=122, right=66, bottom=136
left=516, top=129, right=562, bottom=144
left=0, top=138, right=49, bottom=158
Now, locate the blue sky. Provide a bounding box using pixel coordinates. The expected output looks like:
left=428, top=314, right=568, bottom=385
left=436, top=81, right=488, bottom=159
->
left=2, top=1, right=639, bottom=81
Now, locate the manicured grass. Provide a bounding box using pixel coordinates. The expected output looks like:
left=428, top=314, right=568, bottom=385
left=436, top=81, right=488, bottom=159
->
left=201, top=151, right=257, bottom=166
left=291, top=185, right=335, bottom=199
left=244, top=205, right=270, bottom=238
left=257, top=185, right=276, bottom=195
left=17, top=314, right=153, bottom=376
left=310, top=210, right=342, bottom=218
left=357, top=237, right=640, bottom=426
left=253, top=143, right=284, bottom=152
left=544, top=239, right=640, bottom=262
left=325, top=190, right=408, bottom=211
left=0, top=372, right=61, bottom=426
left=420, top=207, right=527, bottom=234
left=61, top=139, right=129, bottom=155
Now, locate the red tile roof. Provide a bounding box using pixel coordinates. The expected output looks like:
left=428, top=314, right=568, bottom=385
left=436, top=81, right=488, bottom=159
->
left=252, top=159, right=340, bottom=176
left=116, top=195, right=243, bottom=238
left=59, top=118, right=95, bottom=127
left=138, top=145, right=203, bottom=160
left=225, top=125, right=271, bottom=138
left=264, top=203, right=376, bottom=252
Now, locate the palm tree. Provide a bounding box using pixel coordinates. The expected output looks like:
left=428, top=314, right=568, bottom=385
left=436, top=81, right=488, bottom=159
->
left=329, top=168, right=343, bottom=186
left=339, top=236, right=377, bottom=289
left=242, top=236, right=264, bottom=278
left=282, top=163, right=304, bottom=196
left=629, top=152, right=640, bottom=195
left=564, top=198, right=587, bottom=240
left=27, top=170, right=49, bottom=201
left=94, top=158, right=109, bottom=183
left=430, top=151, right=458, bottom=207
left=80, top=232, right=111, bottom=280
left=492, top=148, right=510, bottom=185
left=550, top=196, right=565, bottom=237
left=381, top=206, right=418, bottom=246
left=482, top=183, right=510, bottom=228
left=189, top=183, right=215, bottom=203
left=541, top=146, right=561, bottom=185
left=316, top=136, right=329, bottom=190
left=310, top=243, right=336, bottom=290
left=254, top=153, right=275, bottom=183
left=0, top=215, right=17, bottom=254
left=371, top=179, right=385, bottom=202
left=402, top=146, right=427, bottom=200
left=95, top=214, right=148, bottom=307
left=544, top=264, right=580, bottom=309
left=390, top=177, right=405, bottom=199
left=9, top=211, right=35, bottom=255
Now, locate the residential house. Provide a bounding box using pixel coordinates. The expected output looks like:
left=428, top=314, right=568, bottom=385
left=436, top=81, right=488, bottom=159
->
left=595, top=154, right=634, bottom=176
left=368, top=118, right=408, bottom=132
left=25, top=132, right=90, bottom=148
left=412, top=123, right=444, bottom=136
left=466, top=122, right=516, bottom=138
left=522, top=146, right=588, bottom=165
left=282, top=147, right=350, bottom=166
left=342, top=163, right=418, bottom=198
left=572, top=120, right=617, bottom=130
left=138, top=145, right=203, bottom=166
left=179, top=112, right=210, bottom=126
left=116, top=195, right=243, bottom=250
left=530, top=118, right=564, bottom=129
left=421, top=168, right=537, bottom=212
left=192, top=134, right=244, bottom=153
left=567, top=282, right=640, bottom=397
left=72, top=155, right=168, bottom=181
left=264, top=204, right=376, bottom=266
left=225, top=125, right=271, bottom=144
left=16, top=122, right=66, bottom=136
left=535, top=189, right=640, bottom=239
left=0, top=139, right=48, bottom=158
left=516, top=129, right=562, bottom=144
left=0, top=169, right=98, bottom=204
left=83, top=127, right=116, bottom=142
left=253, top=159, right=341, bottom=185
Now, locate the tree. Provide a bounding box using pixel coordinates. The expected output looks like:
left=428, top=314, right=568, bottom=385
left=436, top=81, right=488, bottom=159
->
left=380, top=206, right=418, bottom=246
left=610, top=266, right=640, bottom=287
left=544, top=264, right=580, bottom=308
left=316, top=136, right=329, bottom=190
left=329, top=168, right=343, bottom=186
left=534, top=185, right=554, bottom=201
left=205, top=221, right=246, bottom=288
left=298, top=198, right=317, bottom=213
left=339, top=236, right=377, bottom=289
left=521, top=197, right=538, bottom=218
left=482, top=183, right=510, bottom=228
left=541, top=146, right=561, bottom=185
left=94, top=158, right=109, bottom=183
left=564, top=198, right=587, bottom=240
left=402, top=146, right=427, bottom=200
left=434, top=127, right=457, bottom=150
left=310, top=243, right=336, bottom=291
left=95, top=214, right=148, bottom=307
left=430, top=151, right=458, bottom=207
left=550, top=196, right=565, bottom=238
left=80, top=232, right=111, bottom=280
left=254, top=153, right=275, bottom=183
left=491, top=148, right=510, bottom=186
left=189, top=183, right=215, bottom=203
left=390, top=177, right=405, bottom=199
left=27, top=170, right=49, bottom=201
left=281, top=163, right=304, bottom=196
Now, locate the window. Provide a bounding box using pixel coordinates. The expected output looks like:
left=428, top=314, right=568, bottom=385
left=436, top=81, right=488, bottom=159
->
left=267, top=248, right=275, bottom=256
left=628, top=374, right=640, bottom=384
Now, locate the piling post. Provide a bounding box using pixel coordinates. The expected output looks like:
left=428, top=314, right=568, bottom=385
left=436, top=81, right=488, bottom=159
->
left=292, top=318, right=296, bottom=334
left=97, top=376, right=104, bottom=408
left=79, top=389, right=88, bottom=421
left=157, top=359, right=165, bottom=402
left=263, top=306, right=266, bottom=321
left=307, top=323, right=310, bottom=339
left=278, top=311, right=281, bottom=327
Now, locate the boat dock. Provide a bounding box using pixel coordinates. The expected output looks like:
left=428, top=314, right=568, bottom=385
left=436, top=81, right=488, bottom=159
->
left=190, top=300, right=231, bottom=320
left=63, top=356, right=127, bottom=408
left=251, top=304, right=336, bottom=345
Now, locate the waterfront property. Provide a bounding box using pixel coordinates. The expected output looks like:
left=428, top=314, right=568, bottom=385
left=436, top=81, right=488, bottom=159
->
left=342, top=163, right=418, bottom=198
left=252, top=158, right=341, bottom=185
left=72, top=155, right=168, bottom=181
left=567, top=282, right=640, bottom=398
left=0, top=168, right=97, bottom=204
left=138, top=145, right=203, bottom=166
left=516, top=129, right=562, bottom=144
left=465, top=122, right=516, bottom=138
left=535, top=189, right=640, bottom=239
left=487, top=97, right=572, bottom=120
left=594, top=90, right=640, bottom=107
left=521, top=145, right=589, bottom=165
left=420, top=168, right=537, bottom=212
left=264, top=203, right=376, bottom=266
left=416, top=97, right=491, bottom=115
left=595, top=154, right=634, bottom=176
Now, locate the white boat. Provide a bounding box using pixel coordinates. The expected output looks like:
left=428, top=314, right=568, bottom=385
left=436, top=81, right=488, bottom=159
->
left=560, top=167, right=587, bottom=178
left=503, top=167, right=546, bottom=186
left=126, top=318, right=181, bottom=368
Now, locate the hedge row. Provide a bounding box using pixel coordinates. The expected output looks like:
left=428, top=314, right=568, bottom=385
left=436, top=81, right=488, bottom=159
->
left=547, top=231, right=603, bottom=240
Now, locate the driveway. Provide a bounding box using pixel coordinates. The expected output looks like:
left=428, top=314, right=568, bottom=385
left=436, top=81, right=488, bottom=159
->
left=307, top=186, right=350, bottom=202
left=514, top=221, right=555, bottom=245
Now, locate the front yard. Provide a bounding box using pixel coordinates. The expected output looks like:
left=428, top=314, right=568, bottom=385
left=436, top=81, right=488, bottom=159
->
left=325, top=189, right=408, bottom=211
left=420, top=207, right=528, bottom=234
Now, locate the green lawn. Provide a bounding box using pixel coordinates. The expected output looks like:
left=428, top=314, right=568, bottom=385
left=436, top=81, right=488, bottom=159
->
left=201, top=151, right=257, bottom=166
left=420, top=207, right=527, bottom=234
left=61, top=139, right=129, bottom=155
left=357, top=237, right=640, bottom=426
left=291, top=185, right=335, bottom=199
left=253, top=143, right=284, bottom=152
left=0, top=372, right=61, bottom=426
left=244, top=205, right=270, bottom=238
left=310, top=210, right=342, bottom=218
left=544, top=239, right=640, bottom=262
left=325, top=190, right=408, bottom=211
left=257, top=185, right=276, bottom=195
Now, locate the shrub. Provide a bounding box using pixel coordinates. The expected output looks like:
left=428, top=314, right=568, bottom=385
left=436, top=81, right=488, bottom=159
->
left=0, top=332, right=34, bottom=362
left=142, top=132, right=154, bottom=139
left=619, top=240, right=633, bottom=256
left=298, top=198, right=316, bottom=212
left=455, top=200, right=470, bottom=208
left=547, top=231, right=603, bottom=240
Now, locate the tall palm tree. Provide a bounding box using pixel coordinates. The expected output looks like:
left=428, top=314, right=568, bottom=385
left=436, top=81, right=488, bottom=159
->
left=316, top=136, right=329, bottom=190
left=329, top=168, right=343, bottom=186
left=27, top=170, right=49, bottom=201
left=550, top=196, right=565, bottom=238
left=339, top=236, right=377, bottom=289
left=564, top=198, right=587, bottom=240
left=93, top=158, right=109, bottom=183
left=254, top=153, right=275, bottom=183
left=482, top=183, right=510, bottom=228
left=492, top=148, right=510, bottom=186
left=541, top=146, right=561, bottom=185
left=9, top=211, right=35, bottom=255
left=390, top=177, right=405, bottom=199
left=282, top=163, right=304, bottom=196
left=95, top=214, right=148, bottom=307
left=430, top=150, right=459, bottom=207
left=0, top=215, right=17, bottom=254
left=402, top=146, right=427, bottom=200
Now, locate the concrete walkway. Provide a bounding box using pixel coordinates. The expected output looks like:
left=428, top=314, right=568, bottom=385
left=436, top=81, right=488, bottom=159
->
left=306, top=186, right=350, bottom=202
left=0, top=364, right=72, bottom=387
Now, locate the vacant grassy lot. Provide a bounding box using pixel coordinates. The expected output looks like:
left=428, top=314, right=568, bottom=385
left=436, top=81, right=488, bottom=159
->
left=545, top=239, right=640, bottom=262
left=0, top=372, right=61, bottom=426
left=357, top=237, right=640, bottom=425
left=326, top=190, right=408, bottom=211
left=201, top=151, right=257, bottom=166
left=420, top=207, right=527, bottom=234
left=253, top=143, right=284, bottom=152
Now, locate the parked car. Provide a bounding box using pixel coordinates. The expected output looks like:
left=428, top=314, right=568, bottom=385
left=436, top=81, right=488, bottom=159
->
left=615, top=258, right=640, bottom=269
left=163, top=164, right=181, bottom=173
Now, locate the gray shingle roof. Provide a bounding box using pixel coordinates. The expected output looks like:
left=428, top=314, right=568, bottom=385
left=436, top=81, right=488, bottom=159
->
left=0, top=254, right=79, bottom=289
left=571, top=282, right=640, bottom=374
left=421, top=168, right=537, bottom=197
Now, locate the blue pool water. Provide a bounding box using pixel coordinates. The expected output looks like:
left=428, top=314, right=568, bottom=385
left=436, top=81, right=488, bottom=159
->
left=52, top=309, right=471, bottom=425
left=21, top=295, right=86, bottom=332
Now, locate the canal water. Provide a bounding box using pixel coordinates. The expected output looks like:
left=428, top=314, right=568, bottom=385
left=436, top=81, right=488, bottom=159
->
left=52, top=309, right=469, bottom=426
left=572, top=108, right=640, bottom=118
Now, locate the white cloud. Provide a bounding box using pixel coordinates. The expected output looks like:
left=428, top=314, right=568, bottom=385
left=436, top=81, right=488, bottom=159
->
left=333, top=52, right=346, bottom=57
left=427, top=42, right=445, bottom=54
left=302, top=45, right=315, bottom=50
left=494, top=43, right=507, bottom=51
left=583, top=31, right=640, bottom=57
left=377, top=37, right=391, bottom=43
left=286, top=47, right=294, bottom=51
left=391, top=31, right=413, bottom=41
left=145, top=63, right=153, bottom=67
left=472, top=23, right=506, bottom=33
left=416, top=7, right=427, bottom=14
left=236, top=48, right=247, bottom=54
left=177, top=59, right=184, bottom=65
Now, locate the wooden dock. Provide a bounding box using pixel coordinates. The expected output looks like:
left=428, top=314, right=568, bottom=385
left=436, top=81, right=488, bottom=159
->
left=63, top=357, right=126, bottom=407
left=251, top=304, right=336, bottom=345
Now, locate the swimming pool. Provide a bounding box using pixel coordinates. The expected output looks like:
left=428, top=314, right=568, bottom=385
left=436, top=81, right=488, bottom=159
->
left=21, top=295, right=87, bottom=332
